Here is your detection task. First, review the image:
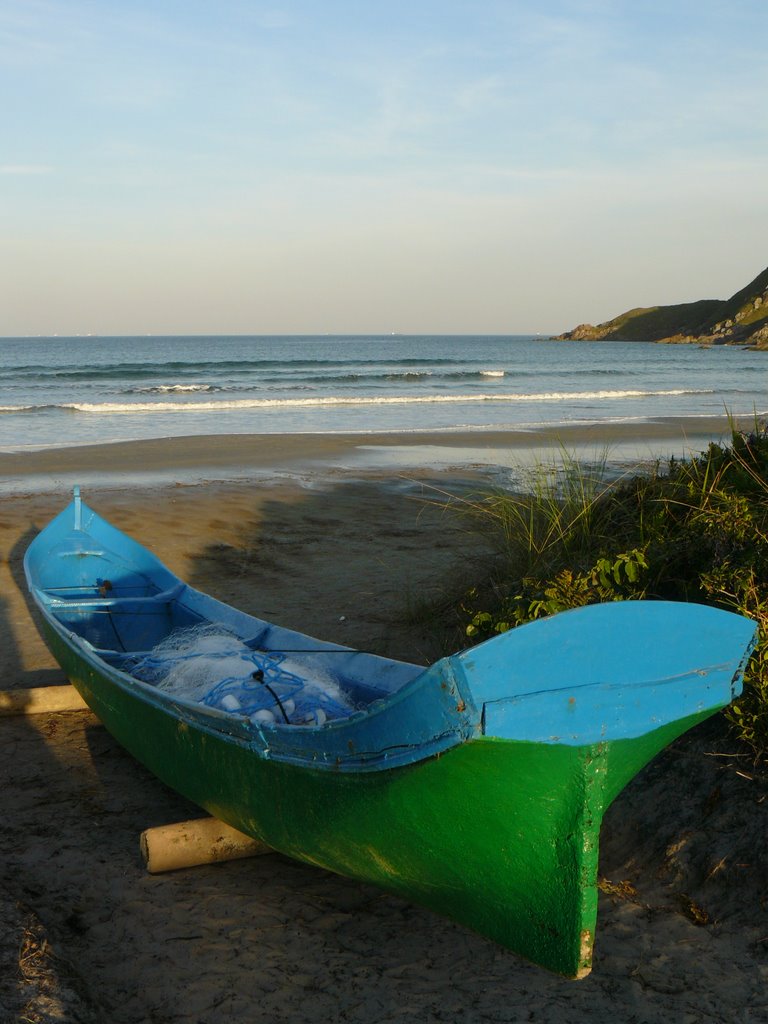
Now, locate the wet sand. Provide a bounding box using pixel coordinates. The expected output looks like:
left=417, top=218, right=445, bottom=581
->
left=1, top=432, right=766, bottom=1022
left=0, top=414, right=748, bottom=494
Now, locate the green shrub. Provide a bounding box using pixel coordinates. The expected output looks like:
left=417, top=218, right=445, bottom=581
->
left=457, top=425, right=768, bottom=763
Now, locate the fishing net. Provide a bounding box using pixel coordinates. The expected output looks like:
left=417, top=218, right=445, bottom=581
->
left=129, top=624, right=355, bottom=726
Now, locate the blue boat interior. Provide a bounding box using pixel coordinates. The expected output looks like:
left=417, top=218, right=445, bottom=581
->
left=31, top=522, right=425, bottom=726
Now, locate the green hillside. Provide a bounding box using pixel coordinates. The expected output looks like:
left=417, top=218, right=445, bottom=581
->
left=556, top=265, right=768, bottom=348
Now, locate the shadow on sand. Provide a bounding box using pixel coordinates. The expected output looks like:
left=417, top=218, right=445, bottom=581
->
left=0, top=529, right=103, bottom=1021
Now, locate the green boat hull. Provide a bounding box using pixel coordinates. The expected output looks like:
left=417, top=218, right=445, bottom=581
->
left=48, top=621, right=709, bottom=979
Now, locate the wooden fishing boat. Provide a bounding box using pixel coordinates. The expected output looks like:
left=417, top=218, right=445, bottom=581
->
left=24, top=487, right=756, bottom=978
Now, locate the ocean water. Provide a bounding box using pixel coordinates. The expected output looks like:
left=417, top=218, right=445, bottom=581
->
left=1, top=334, right=766, bottom=452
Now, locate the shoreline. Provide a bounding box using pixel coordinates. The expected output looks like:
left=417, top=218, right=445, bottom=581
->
left=0, top=414, right=747, bottom=495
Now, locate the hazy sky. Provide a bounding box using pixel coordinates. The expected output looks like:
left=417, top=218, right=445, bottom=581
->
left=2, top=0, right=766, bottom=335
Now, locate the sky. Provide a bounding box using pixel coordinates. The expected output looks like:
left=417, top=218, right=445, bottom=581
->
left=1, top=0, right=767, bottom=336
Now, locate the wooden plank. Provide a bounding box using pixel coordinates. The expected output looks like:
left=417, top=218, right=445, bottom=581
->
left=0, top=685, right=88, bottom=717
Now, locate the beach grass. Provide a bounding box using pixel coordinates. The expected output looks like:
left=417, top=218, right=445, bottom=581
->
left=451, top=425, right=768, bottom=764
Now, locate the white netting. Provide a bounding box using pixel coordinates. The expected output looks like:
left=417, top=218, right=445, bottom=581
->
left=129, top=624, right=356, bottom=726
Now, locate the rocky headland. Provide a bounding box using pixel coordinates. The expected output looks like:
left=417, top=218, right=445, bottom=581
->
left=556, top=264, right=768, bottom=348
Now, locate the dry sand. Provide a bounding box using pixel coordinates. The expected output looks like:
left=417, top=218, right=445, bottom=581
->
left=1, top=436, right=766, bottom=1022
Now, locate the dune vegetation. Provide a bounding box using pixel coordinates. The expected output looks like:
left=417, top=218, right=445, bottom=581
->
left=452, top=425, right=768, bottom=764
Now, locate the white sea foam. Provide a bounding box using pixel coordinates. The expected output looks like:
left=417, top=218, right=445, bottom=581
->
left=138, top=384, right=215, bottom=394
left=63, top=388, right=713, bottom=415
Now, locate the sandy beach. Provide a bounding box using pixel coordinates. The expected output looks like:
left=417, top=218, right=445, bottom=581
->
left=1, top=429, right=767, bottom=1022
left=0, top=416, right=750, bottom=493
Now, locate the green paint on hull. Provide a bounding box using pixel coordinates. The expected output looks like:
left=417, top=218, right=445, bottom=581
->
left=49, top=624, right=712, bottom=978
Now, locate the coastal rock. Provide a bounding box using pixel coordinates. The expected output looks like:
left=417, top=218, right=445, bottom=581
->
left=554, top=264, right=768, bottom=348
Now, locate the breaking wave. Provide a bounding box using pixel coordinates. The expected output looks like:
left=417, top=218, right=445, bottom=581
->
left=60, top=388, right=713, bottom=415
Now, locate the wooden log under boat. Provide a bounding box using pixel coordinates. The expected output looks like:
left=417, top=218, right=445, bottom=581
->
left=140, top=817, right=273, bottom=873
left=0, top=684, right=89, bottom=716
